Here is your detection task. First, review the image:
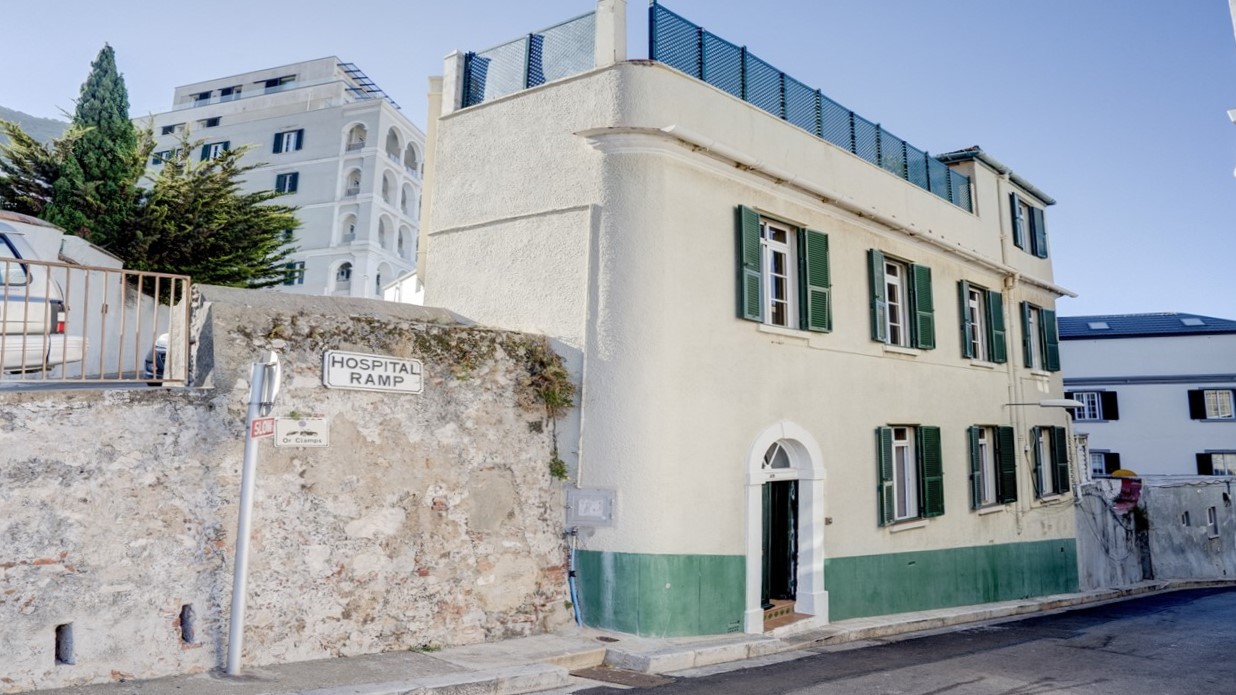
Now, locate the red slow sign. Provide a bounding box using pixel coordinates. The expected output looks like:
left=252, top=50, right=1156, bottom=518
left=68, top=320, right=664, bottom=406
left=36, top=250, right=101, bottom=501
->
left=250, top=417, right=276, bottom=439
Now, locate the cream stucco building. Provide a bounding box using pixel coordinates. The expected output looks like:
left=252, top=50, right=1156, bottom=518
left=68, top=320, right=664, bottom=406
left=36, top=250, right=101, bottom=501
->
left=421, top=1, right=1079, bottom=636
left=144, top=58, right=424, bottom=298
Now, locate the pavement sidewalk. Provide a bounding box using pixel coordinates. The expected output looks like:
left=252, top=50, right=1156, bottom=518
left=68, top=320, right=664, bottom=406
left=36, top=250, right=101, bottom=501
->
left=35, top=580, right=1224, bottom=695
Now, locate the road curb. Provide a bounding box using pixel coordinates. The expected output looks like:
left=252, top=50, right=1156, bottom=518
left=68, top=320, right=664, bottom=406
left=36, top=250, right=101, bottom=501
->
left=605, top=580, right=1236, bottom=675
left=293, top=663, right=570, bottom=695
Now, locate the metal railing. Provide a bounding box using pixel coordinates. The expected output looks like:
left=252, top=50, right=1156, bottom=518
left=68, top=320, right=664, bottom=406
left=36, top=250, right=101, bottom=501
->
left=462, top=11, right=596, bottom=108
left=649, top=2, right=972, bottom=213
left=1, top=257, right=191, bottom=387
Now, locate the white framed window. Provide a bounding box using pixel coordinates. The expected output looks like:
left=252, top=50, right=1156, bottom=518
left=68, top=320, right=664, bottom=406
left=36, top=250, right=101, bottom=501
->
left=1089, top=451, right=1120, bottom=476
left=761, top=220, right=797, bottom=329
left=966, top=287, right=987, bottom=359
left=1206, top=390, right=1234, bottom=419
left=274, top=129, right=304, bottom=154
left=1076, top=392, right=1101, bottom=421
left=1090, top=452, right=1107, bottom=477
left=1032, top=426, right=1070, bottom=497
left=877, top=424, right=944, bottom=525
left=1198, top=452, right=1235, bottom=474
left=738, top=207, right=831, bottom=332
left=892, top=426, right=918, bottom=520
left=884, top=260, right=909, bottom=346
left=870, top=250, right=933, bottom=349
left=274, top=172, right=299, bottom=194
left=969, top=425, right=1016, bottom=508
left=282, top=261, right=305, bottom=286
left=200, top=141, right=229, bottom=161
left=1020, top=302, right=1060, bottom=372
left=975, top=427, right=996, bottom=507
left=959, top=281, right=1006, bottom=363
left=1035, top=427, right=1055, bottom=494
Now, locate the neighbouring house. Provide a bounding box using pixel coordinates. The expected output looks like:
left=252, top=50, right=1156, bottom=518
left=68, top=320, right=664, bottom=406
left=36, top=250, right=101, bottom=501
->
left=419, top=0, right=1079, bottom=636
left=1060, top=313, right=1236, bottom=477
left=142, top=58, right=424, bottom=299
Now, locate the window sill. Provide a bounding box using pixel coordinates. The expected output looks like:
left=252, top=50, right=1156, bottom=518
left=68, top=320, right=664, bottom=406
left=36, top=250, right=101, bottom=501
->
left=1036, top=495, right=1064, bottom=505
left=1028, top=369, right=1052, bottom=378
left=757, top=323, right=812, bottom=343
left=882, top=344, right=922, bottom=358
left=976, top=504, right=1006, bottom=516
left=1199, top=418, right=1236, bottom=423
left=968, top=359, right=998, bottom=370
left=888, top=519, right=928, bottom=533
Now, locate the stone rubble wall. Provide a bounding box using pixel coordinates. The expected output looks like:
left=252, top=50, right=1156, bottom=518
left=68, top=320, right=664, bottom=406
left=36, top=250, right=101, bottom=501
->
left=0, top=286, right=572, bottom=693
left=1076, top=477, right=1236, bottom=590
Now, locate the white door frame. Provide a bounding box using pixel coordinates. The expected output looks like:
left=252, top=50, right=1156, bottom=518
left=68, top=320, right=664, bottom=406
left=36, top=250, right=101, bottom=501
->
left=743, top=421, right=827, bottom=633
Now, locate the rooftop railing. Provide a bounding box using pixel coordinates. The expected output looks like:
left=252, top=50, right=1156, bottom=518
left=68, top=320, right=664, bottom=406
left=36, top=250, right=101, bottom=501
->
left=649, top=2, right=972, bottom=212
left=462, top=11, right=597, bottom=108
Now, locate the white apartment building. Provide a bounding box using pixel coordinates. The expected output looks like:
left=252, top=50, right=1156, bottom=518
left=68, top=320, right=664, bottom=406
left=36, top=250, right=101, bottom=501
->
left=144, top=57, right=424, bottom=298
left=1061, top=313, right=1236, bottom=477
left=423, top=1, right=1078, bottom=636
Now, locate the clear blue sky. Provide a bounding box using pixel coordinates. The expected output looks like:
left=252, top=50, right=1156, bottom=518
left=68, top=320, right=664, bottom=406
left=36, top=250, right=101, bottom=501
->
left=5, top=1, right=1234, bottom=319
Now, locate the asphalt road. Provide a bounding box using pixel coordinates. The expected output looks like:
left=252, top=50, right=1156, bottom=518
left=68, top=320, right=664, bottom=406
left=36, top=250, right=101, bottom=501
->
left=578, top=587, right=1236, bottom=695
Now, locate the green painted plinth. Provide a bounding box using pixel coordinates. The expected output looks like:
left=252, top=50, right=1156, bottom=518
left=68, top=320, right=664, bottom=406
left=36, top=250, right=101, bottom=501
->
left=575, top=550, right=745, bottom=636
left=825, top=538, right=1079, bottom=621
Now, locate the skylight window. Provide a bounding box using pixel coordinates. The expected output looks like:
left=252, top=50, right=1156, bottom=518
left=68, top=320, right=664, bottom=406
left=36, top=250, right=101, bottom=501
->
left=1181, top=318, right=1205, bottom=326
left=1088, top=321, right=1110, bottom=330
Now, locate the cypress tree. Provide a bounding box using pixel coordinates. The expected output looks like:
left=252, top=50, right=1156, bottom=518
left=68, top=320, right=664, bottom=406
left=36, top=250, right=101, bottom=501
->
left=60, top=44, right=140, bottom=249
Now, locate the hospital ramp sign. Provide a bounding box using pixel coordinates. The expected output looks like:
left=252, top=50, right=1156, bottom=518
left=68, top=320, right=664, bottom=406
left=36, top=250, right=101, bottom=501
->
left=322, top=350, right=423, bottom=394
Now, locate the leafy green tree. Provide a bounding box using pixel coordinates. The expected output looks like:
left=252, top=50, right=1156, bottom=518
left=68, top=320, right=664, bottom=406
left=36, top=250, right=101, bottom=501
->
left=58, top=44, right=140, bottom=248
left=0, top=121, right=80, bottom=216
left=0, top=45, right=299, bottom=288
left=128, top=140, right=299, bottom=288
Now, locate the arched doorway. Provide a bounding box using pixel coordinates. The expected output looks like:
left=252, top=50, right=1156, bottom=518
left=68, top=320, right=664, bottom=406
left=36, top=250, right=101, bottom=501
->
left=744, top=422, right=827, bottom=633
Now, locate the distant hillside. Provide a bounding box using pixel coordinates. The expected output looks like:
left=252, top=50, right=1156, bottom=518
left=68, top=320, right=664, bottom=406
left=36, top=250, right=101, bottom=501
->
left=0, top=106, right=68, bottom=145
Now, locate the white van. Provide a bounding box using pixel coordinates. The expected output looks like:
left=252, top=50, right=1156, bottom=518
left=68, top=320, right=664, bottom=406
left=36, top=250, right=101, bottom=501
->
left=0, top=214, right=86, bottom=373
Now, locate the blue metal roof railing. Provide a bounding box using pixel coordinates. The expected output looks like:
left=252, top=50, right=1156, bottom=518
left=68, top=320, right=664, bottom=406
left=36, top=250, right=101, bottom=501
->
left=462, top=12, right=597, bottom=108
left=649, top=1, right=973, bottom=213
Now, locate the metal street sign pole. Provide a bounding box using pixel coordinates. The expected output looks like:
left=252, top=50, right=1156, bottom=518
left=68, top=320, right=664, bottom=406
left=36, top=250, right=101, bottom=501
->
left=226, top=351, right=281, bottom=676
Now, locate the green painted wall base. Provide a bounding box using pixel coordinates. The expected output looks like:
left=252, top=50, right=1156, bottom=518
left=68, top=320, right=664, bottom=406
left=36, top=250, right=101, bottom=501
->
left=577, top=540, right=1078, bottom=636
left=575, top=550, right=745, bottom=636
left=825, top=538, right=1079, bottom=621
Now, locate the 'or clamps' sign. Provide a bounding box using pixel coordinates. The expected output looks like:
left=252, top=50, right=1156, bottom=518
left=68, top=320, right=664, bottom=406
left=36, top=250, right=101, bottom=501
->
left=321, top=350, right=423, bottom=394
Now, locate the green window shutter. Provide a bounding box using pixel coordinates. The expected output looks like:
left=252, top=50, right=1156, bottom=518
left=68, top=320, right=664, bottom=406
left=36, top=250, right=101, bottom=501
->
left=1031, top=426, right=1043, bottom=498
left=996, top=426, right=1018, bottom=503
left=1009, top=192, right=1024, bottom=249
left=1020, top=302, right=1034, bottom=368
left=737, top=206, right=762, bottom=322
left=200, top=144, right=210, bottom=161
left=1031, top=207, right=1048, bottom=258
left=987, top=290, right=1007, bottom=363
left=917, top=426, right=944, bottom=517
left=909, top=264, right=935, bottom=349
left=1105, top=452, right=1121, bottom=474
left=295, top=128, right=305, bottom=151
left=1042, top=308, right=1060, bottom=371
left=876, top=427, right=894, bottom=526
left=1198, top=453, right=1214, bottom=475
left=1052, top=426, right=1070, bottom=494
left=967, top=426, right=981, bottom=509
left=289, top=172, right=299, bottom=192
left=799, top=229, right=831, bottom=332
left=958, top=281, right=974, bottom=359
left=221, top=141, right=230, bottom=152
left=868, top=249, right=887, bottom=342
left=273, top=132, right=283, bottom=154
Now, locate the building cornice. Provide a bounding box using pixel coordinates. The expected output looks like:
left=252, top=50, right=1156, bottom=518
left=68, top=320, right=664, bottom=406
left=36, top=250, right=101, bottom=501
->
left=578, top=126, right=1075, bottom=299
